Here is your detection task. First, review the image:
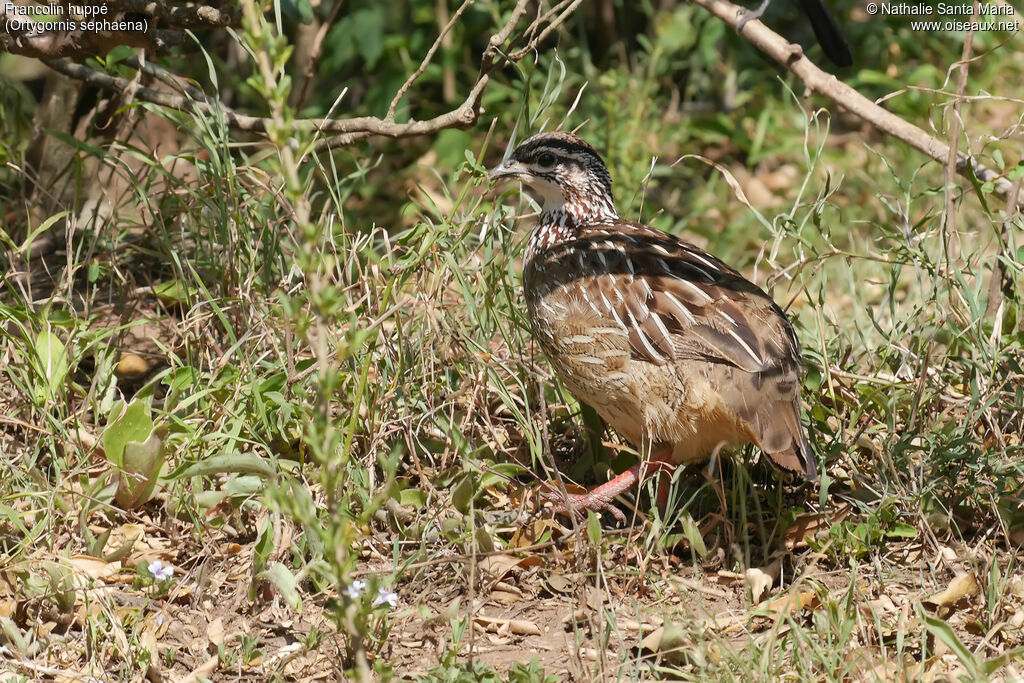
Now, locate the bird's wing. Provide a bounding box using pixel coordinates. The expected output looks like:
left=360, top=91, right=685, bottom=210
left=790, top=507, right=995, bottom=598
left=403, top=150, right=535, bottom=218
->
left=545, top=222, right=800, bottom=374
left=527, top=221, right=816, bottom=479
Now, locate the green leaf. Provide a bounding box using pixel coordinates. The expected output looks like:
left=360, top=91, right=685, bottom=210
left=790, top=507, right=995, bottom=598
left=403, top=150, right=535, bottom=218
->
left=102, top=400, right=154, bottom=469
left=400, top=488, right=428, bottom=509
left=18, top=211, right=67, bottom=252
left=586, top=511, right=602, bottom=545
left=680, top=512, right=708, bottom=558
left=478, top=463, right=523, bottom=491
left=102, top=399, right=165, bottom=509
left=451, top=474, right=474, bottom=514
left=920, top=608, right=981, bottom=679
left=351, top=8, right=384, bottom=68
left=886, top=522, right=918, bottom=539
left=260, top=562, right=301, bottom=611
left=33, top=328, right=68, bottom=403
left=281, top=0, right=313, bottom=23
left=982, top=645, right=1024, bottom=675
left=171, top=452, right=276, bottom=479
left=152, top=279, right=196, bottom=306
left=253, top=517, right=274, bottom=574
left=163, top=366, right=199, bottom=413
left=964, top=159, right=993, bottom=217
left=115, top=425, right=167, bottom=509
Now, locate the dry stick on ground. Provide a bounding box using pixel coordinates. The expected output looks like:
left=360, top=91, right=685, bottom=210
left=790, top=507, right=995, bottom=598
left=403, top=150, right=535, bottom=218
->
left=691, top=0, right=1023, bottom=212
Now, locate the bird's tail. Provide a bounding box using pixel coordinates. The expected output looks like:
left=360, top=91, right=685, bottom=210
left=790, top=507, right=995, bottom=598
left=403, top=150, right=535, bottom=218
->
left=717, top=361, right=818, bottom=481
left=760, top=398, right=817, bottom=482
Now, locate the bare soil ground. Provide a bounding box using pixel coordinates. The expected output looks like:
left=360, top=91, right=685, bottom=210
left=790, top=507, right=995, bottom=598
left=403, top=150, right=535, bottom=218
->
left=3, top=478, right=1020, bottom=681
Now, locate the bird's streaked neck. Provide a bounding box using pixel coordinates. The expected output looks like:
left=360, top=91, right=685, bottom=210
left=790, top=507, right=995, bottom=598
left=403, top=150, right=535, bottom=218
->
left=539, top=189, right=619, bottom=226
left=526, top=191, right=619, bottom=262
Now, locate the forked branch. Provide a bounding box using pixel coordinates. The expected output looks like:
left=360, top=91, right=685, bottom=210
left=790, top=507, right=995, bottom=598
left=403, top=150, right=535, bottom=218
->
left=33, top=0, right=572, bottom=147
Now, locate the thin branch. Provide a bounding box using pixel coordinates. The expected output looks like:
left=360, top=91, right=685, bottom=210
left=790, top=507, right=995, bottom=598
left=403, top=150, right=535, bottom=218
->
left=942, top=0, right=980, bottom=274
left=984, top=172, right=1022, bottom=322
left=114, top=0, right=235, bottom=27
left=509, top=0, right=583, bottom=60
left=41, top=0, right=555, bottom=149
left=386, top=0, right=475, bottom=121
left=291, top=0, right=346, bottom=111
left=690, top=0, right=1023, bottom=211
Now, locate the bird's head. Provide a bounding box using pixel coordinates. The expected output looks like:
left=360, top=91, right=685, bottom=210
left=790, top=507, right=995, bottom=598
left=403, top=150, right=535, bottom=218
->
left=490, top=131, right=617, bottom=222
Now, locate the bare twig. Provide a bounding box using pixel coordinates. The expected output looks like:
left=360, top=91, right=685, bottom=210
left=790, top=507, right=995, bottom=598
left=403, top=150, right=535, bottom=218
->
left=509, top=0, right=583, bottom=60
left=290, top=0, right=345, bottom=111
left=386, top=0, right=475, bottom=121
left=984, top=172, right=1023, bottom=322
left=38, top=0, right=564, bottom=149
left=942, top=1, right=980, bottom=272
left=690, top=0, right=1023, bottom=211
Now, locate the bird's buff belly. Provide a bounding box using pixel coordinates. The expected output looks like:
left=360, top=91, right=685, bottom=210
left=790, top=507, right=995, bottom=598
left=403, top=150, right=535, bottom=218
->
left=529, top=299, right=746, bottom=463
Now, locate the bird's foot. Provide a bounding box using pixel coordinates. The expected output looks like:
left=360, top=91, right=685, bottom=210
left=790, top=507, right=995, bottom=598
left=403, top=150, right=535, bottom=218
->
left=541, top=488, right=628, bottom=524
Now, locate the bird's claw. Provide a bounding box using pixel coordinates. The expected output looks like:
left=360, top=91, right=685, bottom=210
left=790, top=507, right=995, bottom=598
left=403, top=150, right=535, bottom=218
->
left=540, top=490, right=627, bottom=525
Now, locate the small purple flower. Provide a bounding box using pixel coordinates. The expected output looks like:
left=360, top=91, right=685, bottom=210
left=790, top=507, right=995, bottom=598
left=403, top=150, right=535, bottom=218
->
left=372, top=587, right=398, bottom=609
left=148, top=560, right=174, bottom=581
left=345, top=580, right=366, bottom=600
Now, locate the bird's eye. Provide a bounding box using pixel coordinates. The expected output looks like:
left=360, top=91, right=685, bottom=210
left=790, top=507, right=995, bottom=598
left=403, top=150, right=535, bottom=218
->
left=536, top=152, right=556, bottom=168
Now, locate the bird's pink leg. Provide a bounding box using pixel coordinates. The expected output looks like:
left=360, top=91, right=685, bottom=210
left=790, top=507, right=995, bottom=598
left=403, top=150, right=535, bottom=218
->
left=545, top=447, right=675, bottom=522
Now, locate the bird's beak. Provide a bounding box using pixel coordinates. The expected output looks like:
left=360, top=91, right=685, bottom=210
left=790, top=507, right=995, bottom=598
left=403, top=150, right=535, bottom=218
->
left=489, top=158, right=525, bottom=181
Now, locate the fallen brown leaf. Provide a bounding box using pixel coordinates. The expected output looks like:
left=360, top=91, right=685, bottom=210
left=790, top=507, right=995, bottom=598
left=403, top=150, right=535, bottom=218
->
left=754, top=590, right=820, bottom=620
left=782, top=502, right=853, bottom=549
left=925, top=572, right=979, bottom=615
left=472, top=613, right=542, bottom=636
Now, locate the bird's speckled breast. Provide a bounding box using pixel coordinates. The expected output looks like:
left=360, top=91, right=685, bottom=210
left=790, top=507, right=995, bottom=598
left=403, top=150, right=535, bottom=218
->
left=524, top=229, right=647, bottom=445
